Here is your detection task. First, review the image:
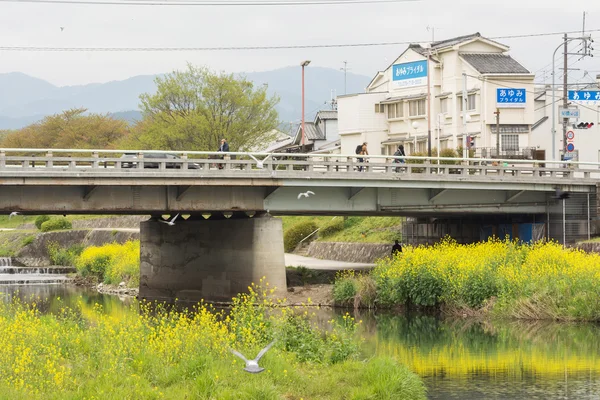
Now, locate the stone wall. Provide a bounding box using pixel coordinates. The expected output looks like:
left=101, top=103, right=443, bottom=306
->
left=305, top=242, right=392, bottom=263
left=575, top=242, right=600, bottom=254
left=18, top=215, right=146, bottom=230
left=16, top=230, right=139, bottom=266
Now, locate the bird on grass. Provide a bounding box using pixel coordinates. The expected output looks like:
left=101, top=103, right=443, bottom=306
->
left=159, top=213, right=179, bottom=226
left=297, top=191, right=315, bottom=199
left=8, top=212, right=20, bottom=219
left=230, top=340, right=276, bottom=374
left=553, top=188, right=570, bottom=200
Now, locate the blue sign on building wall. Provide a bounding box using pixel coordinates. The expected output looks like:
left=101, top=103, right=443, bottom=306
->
left=568, top=90, right=600, bottom=102
left=496, top=88, right=526, bottom=108
left=392, top=60, right=428, bottom=88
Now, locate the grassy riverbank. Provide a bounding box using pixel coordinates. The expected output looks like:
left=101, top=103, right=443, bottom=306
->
left=0, top=284, right=425, bottom=399
left=334, top=239, right=600, bottom=322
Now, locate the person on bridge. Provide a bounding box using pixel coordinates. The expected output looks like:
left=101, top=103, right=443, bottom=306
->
left=358, top=143, right=369, bottom=172
left=391, top=240, right=403, bottom=256
left=217, top=138, right=230, bottom=169
left=393, top=145, right=406, bottom=172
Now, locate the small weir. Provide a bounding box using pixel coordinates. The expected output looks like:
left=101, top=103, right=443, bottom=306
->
left=0, top=258, right=73, bottom=285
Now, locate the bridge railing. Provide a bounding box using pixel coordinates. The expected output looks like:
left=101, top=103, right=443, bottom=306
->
left=1, top=148, right=599, bottom=181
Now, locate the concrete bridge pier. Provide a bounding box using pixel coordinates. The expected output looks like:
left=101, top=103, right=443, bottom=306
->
left=139, top=212, right=286, bottom=302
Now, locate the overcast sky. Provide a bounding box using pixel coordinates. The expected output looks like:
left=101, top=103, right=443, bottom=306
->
left=0, top=0, right=599, bottom=86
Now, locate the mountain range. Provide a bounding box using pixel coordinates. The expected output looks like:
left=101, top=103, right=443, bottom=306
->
left=0, top=67, right=372, bottom=131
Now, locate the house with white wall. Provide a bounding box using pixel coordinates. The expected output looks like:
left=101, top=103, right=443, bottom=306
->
left=531, top=75, right=600, bottom=162
left=338, top=32, right=536, bottom=158
left=263, top=110, right=340, bottom=153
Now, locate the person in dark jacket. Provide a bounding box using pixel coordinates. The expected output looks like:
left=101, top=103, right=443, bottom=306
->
left=391, top=240, right=403, bottom=256
left=393, top=144, right=406, bottom=172
left=217, top=138, right=229, bottom=169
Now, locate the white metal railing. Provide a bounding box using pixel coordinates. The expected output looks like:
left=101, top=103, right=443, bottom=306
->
left=0, top=148, right=599, bottom=181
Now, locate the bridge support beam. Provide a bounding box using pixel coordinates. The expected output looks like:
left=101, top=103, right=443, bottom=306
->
left=139, top=215, right=286, bottom=302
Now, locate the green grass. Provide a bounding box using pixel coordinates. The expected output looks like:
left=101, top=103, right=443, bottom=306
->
left=280, top=216, right=403, bottom=244
left=0, top=214, right=115, bottom=229
left=581, top=237, right=600, bottom=243
left=0, top=231, right=37, bottom=258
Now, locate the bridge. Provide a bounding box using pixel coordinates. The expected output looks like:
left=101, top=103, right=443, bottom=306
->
left=1, top=148, right=598, bottom=302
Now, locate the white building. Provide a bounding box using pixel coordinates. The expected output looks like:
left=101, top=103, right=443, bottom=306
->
left=338, top=33, right=536, bottom=158
left=531, top=75, right=600, bottom=162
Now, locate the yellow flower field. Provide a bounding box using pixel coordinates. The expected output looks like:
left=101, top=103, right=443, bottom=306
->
left=335, top=239, right=600, bottom=321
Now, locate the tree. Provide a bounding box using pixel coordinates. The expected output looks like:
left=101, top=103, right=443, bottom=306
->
left=124, top=64, right=280, bottom=151
left=0, top=108, right=128, bottom=149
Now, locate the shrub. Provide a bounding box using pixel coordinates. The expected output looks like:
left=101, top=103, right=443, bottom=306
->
left=40, top=218, right=72, bottom=232
left=47, top=242, right=84, bottom=266
left=34, top=215, right=50, bottom=230
left=333, top=277, right=358, bottom=306
left=439, top=148, right=459, bottom=165
left=283, top=221, right=318, bottom=252
left=319, top=218, right=344, bottom=238
left=75, top=241, right=140, bottom=285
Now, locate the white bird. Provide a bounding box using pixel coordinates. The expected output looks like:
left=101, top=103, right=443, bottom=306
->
left=60, top=27, right=65, bottom=31
left=159, top=213, right=179, bottom=226
left=297, top=191, right=315, bottom=199
left=230, top=340, right=276, bottom=374
left=248, top=154, right=272, bottom=169
left=9, top=212, right=20, bottom=219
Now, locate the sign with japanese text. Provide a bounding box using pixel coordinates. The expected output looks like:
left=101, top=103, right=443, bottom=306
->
left=568, top=90, right=600, bottom=104
left=496, top=88, right=527, bottom=108
left=392, top=60, right=428, bottom=88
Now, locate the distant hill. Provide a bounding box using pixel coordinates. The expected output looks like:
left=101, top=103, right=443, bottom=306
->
left=0, top=67, right=371, bottom=130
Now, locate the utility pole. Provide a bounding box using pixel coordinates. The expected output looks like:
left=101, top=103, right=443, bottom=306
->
left=426, top=49, right=432, bottom=157
left=562, top=33, right=569, bottom=157
left=341, top=61, right=348, bottom=95
left=462, top=72, right=468, bottom=159
left=494, top=109, right=500, bottom=158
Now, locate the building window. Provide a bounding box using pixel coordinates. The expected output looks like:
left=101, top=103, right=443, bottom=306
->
left=501, top=134, right=519, bottom=151
left=440, top=98, right=448, bottom=114
left=460, top=94, right=477, bottom=111
left=387, top=104, right=396, bottom=119
left=387, top=103, right=403, bottom=119
left=409, top=99, right=426, bottom=117
left=375, top=104, right=384, bottom=113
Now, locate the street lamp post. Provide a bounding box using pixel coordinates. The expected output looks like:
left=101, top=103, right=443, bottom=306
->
left=301, top=60, right=311, bottom=153
left=420, top=43, right=433, bottom=157
left=411, top=121, right=419, bottom=153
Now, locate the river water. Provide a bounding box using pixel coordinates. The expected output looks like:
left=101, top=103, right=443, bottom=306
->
left=1, top=283, right=599, bottom=399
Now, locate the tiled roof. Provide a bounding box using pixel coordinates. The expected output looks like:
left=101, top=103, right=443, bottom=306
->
left=460, top=53, right=530, bottom=74
left=302, top=122, right=325, bottom=140
left=316, top=110, right=338, bottom=120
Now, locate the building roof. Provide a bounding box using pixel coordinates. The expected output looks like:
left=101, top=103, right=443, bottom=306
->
left=460, top=53, right=530, bottom=74
left=410, top=32, right=509, bottom=56
left=316, top=110, right=338, bottom=120
left=294, top=122, right=325, bottom=142
left=381, top=93, right=427, bottom=104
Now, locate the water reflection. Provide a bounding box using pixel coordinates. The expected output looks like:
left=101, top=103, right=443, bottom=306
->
left=1, top=285, right=599, bottom=399
left=357, top=313, right=600, bottom=400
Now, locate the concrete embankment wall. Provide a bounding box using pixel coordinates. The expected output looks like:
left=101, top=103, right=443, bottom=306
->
left=305, top=242, right=393, bottom=264
left=18, top=216, right=146, bottom=230
left=575, top=242, right=600, bottom=254
left=17, top=230, right=139, bottom=267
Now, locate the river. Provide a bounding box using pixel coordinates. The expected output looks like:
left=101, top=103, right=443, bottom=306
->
left=1, top=283, right=599, bottom=399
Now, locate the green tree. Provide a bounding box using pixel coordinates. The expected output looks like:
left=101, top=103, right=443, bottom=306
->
left=0, top=108, right=128, bottom=149
left=125, top=64, right=280, bottom=151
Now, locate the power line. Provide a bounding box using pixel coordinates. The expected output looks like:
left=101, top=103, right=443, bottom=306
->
left=0, top=0, right=418, bottom=5
left=2, top=28, right=600, bottom=52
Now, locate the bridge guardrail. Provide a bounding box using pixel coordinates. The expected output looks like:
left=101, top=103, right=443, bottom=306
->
left=1, top=148, right=599, bottom=181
